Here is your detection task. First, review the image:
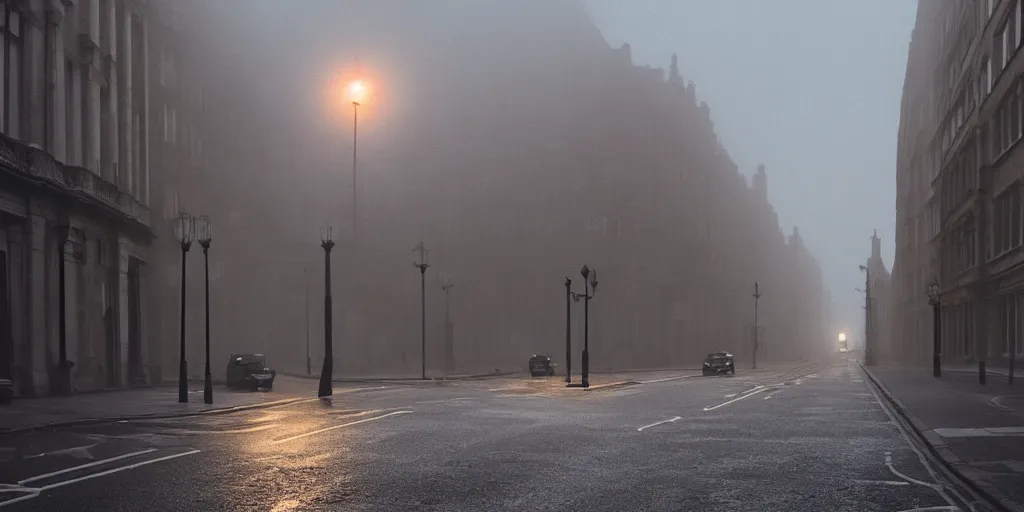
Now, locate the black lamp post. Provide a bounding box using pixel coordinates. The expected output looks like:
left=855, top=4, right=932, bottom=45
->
left=413, top=242, right=430, bottom=380
left=441, top=275, right=455, bottom=375
left=564, top=277, right=572, bottom=384
left=752, top=282, right=762, bottom=370
left=580, top=265, right=598, bottom=389
left=927, top=279, right=941, bottom=378
left=173, top=213, right=195, bottom=403
left=319, top=226, right=335, bottom=398
left=859, top=265, right=873, bottom=366
left=196, top=215, right=213, bottom=404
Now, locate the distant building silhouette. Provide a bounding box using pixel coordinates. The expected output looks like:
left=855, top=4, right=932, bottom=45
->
left=182, top=0, right=830, bottom=374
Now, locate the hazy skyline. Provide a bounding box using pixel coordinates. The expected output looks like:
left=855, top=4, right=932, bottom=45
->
left=587, top=0, right=917, bottom=340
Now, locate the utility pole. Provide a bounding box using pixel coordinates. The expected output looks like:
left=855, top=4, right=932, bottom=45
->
left=752, top=282, right=761, bottom=369
left=860, top=264, right=873, bottom=366
left=564, top=277, right=572, bottom=384
left=413, top=242, right=430, bottom=380
left=442, top=276, right=455, bottom=375
left=305, top=266, right=311, bottom=376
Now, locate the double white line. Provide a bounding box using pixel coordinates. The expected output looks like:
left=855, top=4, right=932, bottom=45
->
left=1, top=448, right=201, bottom=508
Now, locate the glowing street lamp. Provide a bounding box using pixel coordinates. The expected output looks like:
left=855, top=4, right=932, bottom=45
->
left=348, top=79, right=368, bottom=240
left=838, top=333, right=847, bottom=342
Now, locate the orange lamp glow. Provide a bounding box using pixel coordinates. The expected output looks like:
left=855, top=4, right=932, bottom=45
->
left=348, top=80, right=368, bottom=105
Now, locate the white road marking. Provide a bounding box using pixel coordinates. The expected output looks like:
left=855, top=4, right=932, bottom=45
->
left=19, top=448, right=157, bottom=484
left=885, top=451, right=943, bottom=490
left=864, top=375, right=968, bottom=511
left=725, top=385, right=764, bottom=399
left=637, top=416, right=681, bottom=432
left=703, top=387, right=768, bottom=411
left=988, top=396, right=1013, bottom=411
left=271, top=410, right=413, bottom=445
left=415, top=397, right=475, bottom=404
left=763, top=389, right=784, bottom=400
left=24, top=444, right=98, bottom=460
left=894, top=507, right=960, bottom=512
left=1, top=449, right=200, bottom=508
left=159, top=423, right=279, bottom=435
left=639, top=375, right=696, bottom=384
left=852, top=479, right=910, bottom=486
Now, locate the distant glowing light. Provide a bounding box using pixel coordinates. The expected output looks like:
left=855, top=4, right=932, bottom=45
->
left=349, top=80, right=367, bottom=105
left=838, top=333, right=847, bottom=342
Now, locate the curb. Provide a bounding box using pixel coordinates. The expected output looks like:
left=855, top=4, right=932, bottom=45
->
left=859, top=363, right=1024, bottom=512
left=582, top=380, right=640, bottom=391
left=0, top=397, right=308, bottom=436
left=278, top=371, right=518, bottom=383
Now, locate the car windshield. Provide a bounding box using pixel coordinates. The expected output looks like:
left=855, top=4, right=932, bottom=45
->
left=707, top=355, right=729, bottom=363
left=234, top=355, right=266, bottom=366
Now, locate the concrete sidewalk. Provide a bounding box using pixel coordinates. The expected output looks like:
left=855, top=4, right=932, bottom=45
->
left=863, top=364, right=1024, bottom=511
left=0, top=375, right=317, bottom=434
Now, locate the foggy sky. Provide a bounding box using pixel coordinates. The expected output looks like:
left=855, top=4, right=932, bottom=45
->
left=587, top=0, right=917, bottom=339
left=197, top=0, right=913, bottom=349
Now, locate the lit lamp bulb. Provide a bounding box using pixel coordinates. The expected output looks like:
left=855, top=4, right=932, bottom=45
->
left=349, top=80, right=367, bottom=105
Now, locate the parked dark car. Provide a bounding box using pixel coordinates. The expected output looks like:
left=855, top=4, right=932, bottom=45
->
left=702, top=351, right=735, bottom=376
left=529, top=354, right=556, bottom=377
left=226, top=353, right=276, bottom=390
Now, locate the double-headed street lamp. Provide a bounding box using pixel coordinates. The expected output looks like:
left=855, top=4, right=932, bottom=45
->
left=319, top=226, right=336, bottom=398
left=568, top=265, right=598, bottom=388
left=173, top=213, right=195, bottom=403
left=195, top=216, right=213, bottom=404
left=413, top=242, right=430, bottom=380
left=927, top=279, right=941, bottom=379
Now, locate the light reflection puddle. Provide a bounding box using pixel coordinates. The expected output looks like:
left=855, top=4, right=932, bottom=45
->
left=271, top=410, right=413, bottom=445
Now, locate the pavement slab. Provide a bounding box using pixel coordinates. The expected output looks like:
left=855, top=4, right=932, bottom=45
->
left=865, top=364, right=1024, bottom=511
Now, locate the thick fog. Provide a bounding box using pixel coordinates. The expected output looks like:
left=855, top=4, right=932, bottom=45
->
left=165, top=0, right=834, bottom=378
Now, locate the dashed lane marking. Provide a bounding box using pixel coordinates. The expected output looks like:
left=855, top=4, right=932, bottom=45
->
left=270, top=410, right=413, bottom=445
left=19, top=449, right=157, bottom=485
left=1, top=449, right=201, bottom=508
left=703, top=387, right=768, bottom=411
left=637, top=416, right=681, bottom=432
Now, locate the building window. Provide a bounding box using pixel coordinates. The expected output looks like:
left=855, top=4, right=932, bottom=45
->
left=993, top=184, right=1023, bottom=257
left=163, top=104, right=176, bottom=144
left=0, top=4, right=21, bottom=139
left=991, top=80, right=1024, bottom=158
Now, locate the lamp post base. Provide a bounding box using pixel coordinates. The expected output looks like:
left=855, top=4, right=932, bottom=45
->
left=932, top=354, right=941, bottom=378
left=318, top=357, right=333, bottom=397
left=581, top=349, right=589, bottom=389
left=178, top=360, right=188, bottom=403
left=203, top=368, right=213, bottom=405
left=979, top=360, right=986, bottom=385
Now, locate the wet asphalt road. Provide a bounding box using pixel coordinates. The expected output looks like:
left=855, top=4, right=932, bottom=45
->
left=0, top=358, right=992, bottom=511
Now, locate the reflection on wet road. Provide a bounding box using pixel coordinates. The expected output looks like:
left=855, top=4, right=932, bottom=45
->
left=0, top=360, right=993, bottom=511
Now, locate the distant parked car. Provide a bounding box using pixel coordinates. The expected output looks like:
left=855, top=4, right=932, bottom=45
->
left=226, top=353, right=276, bottom=390
left=528, top=354, right=556, bottom=377
left=702, top=351, right=735, bottom=376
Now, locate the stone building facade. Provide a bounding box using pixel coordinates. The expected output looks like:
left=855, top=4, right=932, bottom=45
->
left=895, top=0, right=1024, bottom=369
left=0, top=0, right=201, bottom=396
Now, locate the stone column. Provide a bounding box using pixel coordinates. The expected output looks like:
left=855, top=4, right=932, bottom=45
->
left=26, top=213, right=50, bottom=395
left=22, top=1, right=46, bottom=149
left=68, top=63, right=82, bottom=167
left=45, top=0, right=67, bottom=161
left=117, top=237, right=130, bottom=385
left=116, top=4, right=132, bottom=192
left=140, top=14, right=150, bottom=205
left=83, top=61, right=101, bottom=174
left=100, top=0, right=117, bottom=184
